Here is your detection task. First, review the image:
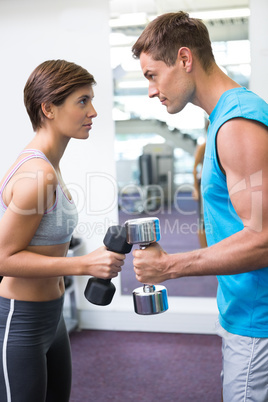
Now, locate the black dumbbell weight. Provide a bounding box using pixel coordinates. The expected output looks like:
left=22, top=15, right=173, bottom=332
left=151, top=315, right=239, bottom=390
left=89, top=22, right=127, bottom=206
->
left=84, top=225, right=132, bottom=306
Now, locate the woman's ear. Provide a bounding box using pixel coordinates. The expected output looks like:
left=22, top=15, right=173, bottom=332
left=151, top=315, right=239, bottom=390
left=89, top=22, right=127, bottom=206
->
left=41, top=102, right=55, bottom=120
left=178, top=47, right=193, bottom=73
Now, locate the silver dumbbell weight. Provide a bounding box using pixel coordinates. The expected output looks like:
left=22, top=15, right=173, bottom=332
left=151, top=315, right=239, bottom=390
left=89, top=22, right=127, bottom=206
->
left=125, top=217, right=168, bottom=315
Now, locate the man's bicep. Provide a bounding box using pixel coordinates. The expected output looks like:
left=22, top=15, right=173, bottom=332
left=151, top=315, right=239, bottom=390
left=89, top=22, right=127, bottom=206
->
left=217, top=118, right=268, bottom=232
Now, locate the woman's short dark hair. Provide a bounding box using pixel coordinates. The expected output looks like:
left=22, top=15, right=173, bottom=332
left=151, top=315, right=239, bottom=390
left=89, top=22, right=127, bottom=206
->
left=132, top=11, right=215, bottom=71
left=24, top=59, right=96, bottom=131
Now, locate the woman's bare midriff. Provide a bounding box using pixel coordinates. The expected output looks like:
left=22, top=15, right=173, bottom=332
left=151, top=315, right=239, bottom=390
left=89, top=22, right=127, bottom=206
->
left=0, top=242, right=70, bottom=301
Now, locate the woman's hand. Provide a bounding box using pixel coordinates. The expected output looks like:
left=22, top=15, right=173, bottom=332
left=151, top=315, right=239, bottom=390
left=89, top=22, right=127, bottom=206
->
left=85, top=246, right=125, bottom=279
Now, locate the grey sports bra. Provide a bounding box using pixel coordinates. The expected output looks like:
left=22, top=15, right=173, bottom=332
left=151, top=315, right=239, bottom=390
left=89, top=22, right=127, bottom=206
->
left=0, top=149, right=78, bottom=246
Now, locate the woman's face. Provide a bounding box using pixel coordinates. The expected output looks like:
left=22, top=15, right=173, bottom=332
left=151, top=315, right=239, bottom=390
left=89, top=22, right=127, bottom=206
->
left=51, top=85, right=97, bottom=139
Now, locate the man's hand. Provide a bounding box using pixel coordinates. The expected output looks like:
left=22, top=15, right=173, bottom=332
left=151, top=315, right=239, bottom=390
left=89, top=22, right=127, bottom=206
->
left=133, top=242, right=169, bottom=284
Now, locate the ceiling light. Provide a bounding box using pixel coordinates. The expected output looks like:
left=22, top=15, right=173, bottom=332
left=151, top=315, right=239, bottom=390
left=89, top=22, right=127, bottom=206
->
left=189, top=8, right=250, bottom=20
left=110, top=12, right=147, bottom=28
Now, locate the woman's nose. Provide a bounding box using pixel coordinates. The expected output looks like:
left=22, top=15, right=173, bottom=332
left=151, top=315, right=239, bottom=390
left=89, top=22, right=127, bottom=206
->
left=88, top=104, right=97, bottom=118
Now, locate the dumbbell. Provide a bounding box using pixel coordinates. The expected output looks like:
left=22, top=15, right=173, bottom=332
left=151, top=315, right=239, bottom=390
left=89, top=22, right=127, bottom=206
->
left=124, top=217, right=169, bottom=315
left=84, top=225, right=132, bottom=306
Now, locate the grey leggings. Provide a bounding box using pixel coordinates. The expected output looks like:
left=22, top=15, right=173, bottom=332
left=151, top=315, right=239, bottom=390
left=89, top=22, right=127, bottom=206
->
left=0, top=295, right=71, bottom=402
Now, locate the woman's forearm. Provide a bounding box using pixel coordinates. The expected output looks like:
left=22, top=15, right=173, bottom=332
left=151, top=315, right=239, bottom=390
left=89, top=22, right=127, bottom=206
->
left=0, top=246, right=124, bottom=279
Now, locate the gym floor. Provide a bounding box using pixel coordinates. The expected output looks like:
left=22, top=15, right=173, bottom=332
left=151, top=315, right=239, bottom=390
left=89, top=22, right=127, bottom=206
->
left=69, top=329, right=222, bottom=401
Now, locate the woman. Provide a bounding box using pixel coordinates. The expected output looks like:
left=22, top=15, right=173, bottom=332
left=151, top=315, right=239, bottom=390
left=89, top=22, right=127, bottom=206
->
left=0, top=60, right=125, bottom=402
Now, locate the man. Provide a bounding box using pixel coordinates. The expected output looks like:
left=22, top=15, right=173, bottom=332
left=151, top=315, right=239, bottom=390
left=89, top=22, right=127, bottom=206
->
left=131, top=11, right=268, bottom=401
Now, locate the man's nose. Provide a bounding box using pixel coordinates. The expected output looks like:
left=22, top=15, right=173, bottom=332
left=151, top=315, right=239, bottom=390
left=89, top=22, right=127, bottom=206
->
left=148, top=84, right=159, bottom=98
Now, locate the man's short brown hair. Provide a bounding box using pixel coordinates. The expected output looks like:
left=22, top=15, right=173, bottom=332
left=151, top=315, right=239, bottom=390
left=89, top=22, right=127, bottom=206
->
left=132, top=11, right=215, bottom=71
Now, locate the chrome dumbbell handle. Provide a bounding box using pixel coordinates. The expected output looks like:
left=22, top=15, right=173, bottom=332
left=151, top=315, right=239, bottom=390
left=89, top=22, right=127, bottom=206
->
left=124, top=217, right=169, bottom=315
left=125, top=217, right=160, bottom=246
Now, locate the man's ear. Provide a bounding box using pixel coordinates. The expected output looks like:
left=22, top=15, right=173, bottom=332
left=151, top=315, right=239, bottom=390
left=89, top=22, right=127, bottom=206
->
left=177, top=47, right=193, bottom=72
left=41, top=102, right=55, bottom=120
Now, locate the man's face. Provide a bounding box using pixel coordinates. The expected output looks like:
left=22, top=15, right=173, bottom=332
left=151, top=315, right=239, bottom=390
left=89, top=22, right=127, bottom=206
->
left=140, top=52, right=194, bottom=114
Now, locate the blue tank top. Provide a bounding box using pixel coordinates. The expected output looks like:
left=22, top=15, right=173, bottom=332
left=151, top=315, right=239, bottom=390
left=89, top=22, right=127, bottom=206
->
left=202, top=87, right=268, bottom=337
left=0, top=149, right=78, bottom=246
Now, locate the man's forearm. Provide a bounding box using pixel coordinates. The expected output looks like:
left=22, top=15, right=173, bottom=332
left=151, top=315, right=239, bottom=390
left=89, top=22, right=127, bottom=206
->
left=168, top=227, right=268, bottom=279
left=133, top=227, right=268, bottom=284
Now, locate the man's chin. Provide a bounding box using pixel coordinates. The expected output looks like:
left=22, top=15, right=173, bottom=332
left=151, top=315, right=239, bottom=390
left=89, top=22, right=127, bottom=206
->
left=167, top=104, right=186, bottom=114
